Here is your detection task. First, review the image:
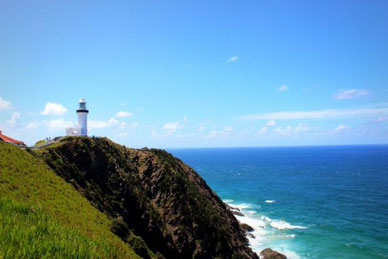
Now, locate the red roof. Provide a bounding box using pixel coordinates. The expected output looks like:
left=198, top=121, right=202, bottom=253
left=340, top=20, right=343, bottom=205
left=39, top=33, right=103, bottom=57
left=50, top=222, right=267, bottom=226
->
left=0, top=130, right=24, bottom=145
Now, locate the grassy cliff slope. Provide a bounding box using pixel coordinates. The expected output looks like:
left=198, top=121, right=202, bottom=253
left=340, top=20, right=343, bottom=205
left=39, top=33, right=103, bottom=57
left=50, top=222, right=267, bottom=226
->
left=0, top=141, right=142, bottom=258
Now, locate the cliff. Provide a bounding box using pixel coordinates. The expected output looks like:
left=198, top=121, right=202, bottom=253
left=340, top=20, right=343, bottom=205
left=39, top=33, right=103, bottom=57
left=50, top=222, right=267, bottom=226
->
left=35, top=136, right=258, bottom=258
left=0, top=141, right=140, bottom=258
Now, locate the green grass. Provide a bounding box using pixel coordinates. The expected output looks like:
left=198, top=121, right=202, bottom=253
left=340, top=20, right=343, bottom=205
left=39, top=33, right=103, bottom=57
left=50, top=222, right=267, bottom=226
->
left=0, top=198, right=113, bottom=258
left=34, top=139, right=45, bottom=147
left=0, top=141, right=140, bottom=258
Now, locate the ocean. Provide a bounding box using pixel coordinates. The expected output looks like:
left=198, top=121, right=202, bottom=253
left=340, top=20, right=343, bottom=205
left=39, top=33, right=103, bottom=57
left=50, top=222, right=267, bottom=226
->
left=169, top=145, right=388, bottom=259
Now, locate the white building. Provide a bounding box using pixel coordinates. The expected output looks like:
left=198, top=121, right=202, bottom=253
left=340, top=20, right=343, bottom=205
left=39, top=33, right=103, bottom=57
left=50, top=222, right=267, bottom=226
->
left=66, top=98, right=89, bottom=136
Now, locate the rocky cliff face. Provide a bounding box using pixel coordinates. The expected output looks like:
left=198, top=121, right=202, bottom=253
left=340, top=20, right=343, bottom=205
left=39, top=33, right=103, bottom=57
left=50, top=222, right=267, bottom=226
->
left=39, top=137, right=257, bottom=259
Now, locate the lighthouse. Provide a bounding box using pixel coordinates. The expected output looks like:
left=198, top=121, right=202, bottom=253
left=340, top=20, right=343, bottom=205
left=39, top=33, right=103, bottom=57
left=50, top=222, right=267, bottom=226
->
left=65, top=98, right=89, bottom=136
left=77, top=98, right=89, bottom=136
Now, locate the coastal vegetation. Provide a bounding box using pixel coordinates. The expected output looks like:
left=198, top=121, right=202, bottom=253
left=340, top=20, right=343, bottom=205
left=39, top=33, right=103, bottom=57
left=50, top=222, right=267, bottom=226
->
left=0, top=141, right=141, bottom=258
left=0, top=137, right=258, bottom=258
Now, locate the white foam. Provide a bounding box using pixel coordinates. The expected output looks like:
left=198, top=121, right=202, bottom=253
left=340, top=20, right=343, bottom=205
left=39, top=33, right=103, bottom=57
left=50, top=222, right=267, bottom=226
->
left=271, top=220, right=306, bottom=230
left=246, top=210, right=256, bottom=215
left=261, top=216, right=307, bottom=230
left=265, top=200, right=276, bottom=203
left=223, top=199, right=234, bottom=203
left=233, top=203, right=252, bottom=210
left=223, top=200, right=302, bottom=258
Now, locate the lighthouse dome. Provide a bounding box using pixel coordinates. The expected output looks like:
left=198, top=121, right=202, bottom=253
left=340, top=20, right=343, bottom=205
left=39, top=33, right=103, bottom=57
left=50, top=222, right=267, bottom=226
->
left=78, top=98, right=87, bottom=110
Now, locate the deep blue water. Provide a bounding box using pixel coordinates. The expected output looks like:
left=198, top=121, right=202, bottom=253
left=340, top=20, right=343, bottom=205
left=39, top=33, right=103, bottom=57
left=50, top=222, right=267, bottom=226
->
left=169, top=146, right=388, bottom=259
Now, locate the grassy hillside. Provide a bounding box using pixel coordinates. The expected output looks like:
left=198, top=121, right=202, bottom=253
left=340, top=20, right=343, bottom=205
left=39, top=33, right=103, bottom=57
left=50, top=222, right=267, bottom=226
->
left=0, top=141, right=141, bottom=258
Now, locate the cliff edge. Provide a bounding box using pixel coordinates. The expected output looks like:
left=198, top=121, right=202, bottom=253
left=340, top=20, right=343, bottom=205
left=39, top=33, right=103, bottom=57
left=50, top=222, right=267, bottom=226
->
left=37, top=137, right=258, bottom=258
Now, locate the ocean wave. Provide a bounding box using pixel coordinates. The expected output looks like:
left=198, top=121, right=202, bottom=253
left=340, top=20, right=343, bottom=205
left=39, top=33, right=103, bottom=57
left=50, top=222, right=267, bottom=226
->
left=223, top=199, right=234, bottom=203
left=261, top=216, right=307, bottom=230
left=246, top=210, right=256, bottom=215
left=233, top=203, right=252, bottom=210
left=223, top=200, right=302, bottom=258
left=265, top=200, right=276, bottom=203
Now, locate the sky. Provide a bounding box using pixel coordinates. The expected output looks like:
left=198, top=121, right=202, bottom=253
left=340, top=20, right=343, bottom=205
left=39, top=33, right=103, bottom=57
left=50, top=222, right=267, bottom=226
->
left=0, top=0, right=388, bottom=148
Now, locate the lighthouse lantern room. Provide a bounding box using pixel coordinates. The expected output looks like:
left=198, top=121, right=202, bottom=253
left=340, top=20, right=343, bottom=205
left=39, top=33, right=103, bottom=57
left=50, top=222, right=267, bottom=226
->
left=66, top=98, right=89, bottom=136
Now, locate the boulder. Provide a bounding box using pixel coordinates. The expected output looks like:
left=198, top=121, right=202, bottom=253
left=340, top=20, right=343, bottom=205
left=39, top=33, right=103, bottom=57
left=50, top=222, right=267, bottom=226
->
left=240, top=223, right=254, bottom=232
left=232, top=210, right=245, bottom=217
left=260, top=248, right=287, bottom=259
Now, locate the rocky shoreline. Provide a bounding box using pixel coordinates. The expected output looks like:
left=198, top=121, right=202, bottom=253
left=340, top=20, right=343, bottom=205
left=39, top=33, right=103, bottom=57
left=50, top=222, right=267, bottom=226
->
left=227, top=204, right=287, bottom=259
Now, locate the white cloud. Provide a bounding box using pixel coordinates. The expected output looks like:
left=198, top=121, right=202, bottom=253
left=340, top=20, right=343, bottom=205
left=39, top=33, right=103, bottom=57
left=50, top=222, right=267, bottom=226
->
left=208, top=126, right=233, bottom=138
left=266, top=120, right=276, bottom=126
left=88, top=117, right=124, bottom=130
left=115, top=111, right=132, bottom=118
left=334, top=89, right=369, bottom=100
left=162, top=121, right=182, bottom=134
left=198, top=125, right=205, bottom=132
left=273, top=126, right=293, bottom=136
left=256, top=127, right=267, bottom=135
left=0, top=97, right=11, bottom=110
left=182, top=116, right=187, bottom=122
left=277, top=85, right=288, bottom=92
left=88, top=119, right=110, bottom=129
left=219, top=126, right=232, bottom=135
left=335, top=124, right=350, bottom=131
left=151, top=129, right=159, bottom=139
left=273, top=124, right=311, bottom=136
left=26, top=121, right=40, bottom=129
left=241, top=107, right=388, bottom=120
left=6, top=112, right=20, bottom=127
left=43, top=119, right=73, bottom=132
left=41, top=102, right=67, bottom=116
left=294, top=124, right=311, bottom=133
left=227, top=56, right=239, bottom=63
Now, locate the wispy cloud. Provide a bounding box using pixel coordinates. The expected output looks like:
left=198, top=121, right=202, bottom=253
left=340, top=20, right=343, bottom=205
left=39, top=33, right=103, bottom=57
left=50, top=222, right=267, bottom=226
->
left=266, top=120, right=276, bottom=126
left=115, top=111, right=132, bottom=118
left=26, top=121, right=40, bottom=129
left=41, top=102, right=67, bottom=116
left=335, top=124, right=350, bottom=131
left=256, top=127, right=267, bottom=135
left=6, top=112, right=20, bottom=127
left=334, top=89, right=369, bottom=100
left=88, top=117, right=125, bottom=130
left=0, top=97, right=11, bottom=110
left=241, top=108, right=388, bottom=120
left=162, top=121, right=182, bottom=134
left=43, top=119, right=73, bottom=132
left=226, top=56, right=239, bottom=63
left=272, top=124, right=312, bottom=137
left=277, top=85, right=288, bottom=92
left=208, top=126, right=233, bottom=138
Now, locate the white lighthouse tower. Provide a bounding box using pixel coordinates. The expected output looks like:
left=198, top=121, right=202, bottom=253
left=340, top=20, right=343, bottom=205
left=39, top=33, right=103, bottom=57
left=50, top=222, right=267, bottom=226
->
left=77, top=98, right=88, bottom=136
left=65, top=98, right=89, bottom=136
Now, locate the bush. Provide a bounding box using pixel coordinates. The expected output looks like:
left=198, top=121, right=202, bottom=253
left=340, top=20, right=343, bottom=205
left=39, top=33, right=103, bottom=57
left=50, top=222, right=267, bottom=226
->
left=111, top=217, right=130, bottom=240
left=127, top=233, right=151, bottom=259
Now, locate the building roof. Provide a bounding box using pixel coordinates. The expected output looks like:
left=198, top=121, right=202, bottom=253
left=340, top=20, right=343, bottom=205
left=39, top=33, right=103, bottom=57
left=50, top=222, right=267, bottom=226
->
left=0, top=130, right=24, bottom=145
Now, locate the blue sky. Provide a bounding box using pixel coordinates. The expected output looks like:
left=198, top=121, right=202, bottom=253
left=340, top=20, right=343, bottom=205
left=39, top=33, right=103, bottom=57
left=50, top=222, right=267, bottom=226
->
left=1, top=0, right=387, bottom=147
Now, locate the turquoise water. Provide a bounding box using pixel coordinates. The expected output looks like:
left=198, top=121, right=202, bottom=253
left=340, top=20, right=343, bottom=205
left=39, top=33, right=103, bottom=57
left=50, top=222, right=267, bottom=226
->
left=169, top=146, right=388, bottom=258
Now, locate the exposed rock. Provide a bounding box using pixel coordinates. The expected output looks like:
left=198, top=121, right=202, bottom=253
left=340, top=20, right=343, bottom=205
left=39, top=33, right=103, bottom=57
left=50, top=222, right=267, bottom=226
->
left=247, top=233, right=256, bottom=239
left=260, top=248, right=287, bottom=259
left=40, top=137, right=258, bottom=259
left=240, top=223, right=254, bottom=232
left=227, top=205, right=241, bottom=211
left=232, top=210, right=245, bottom=217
